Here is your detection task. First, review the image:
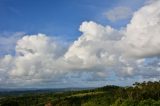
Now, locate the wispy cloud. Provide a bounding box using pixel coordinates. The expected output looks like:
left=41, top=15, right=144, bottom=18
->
left=104, top=6, right=133, bottom=22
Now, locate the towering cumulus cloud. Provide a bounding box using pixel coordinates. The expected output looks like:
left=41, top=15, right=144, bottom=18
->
left=0, top=34, right=67, bottom=86
left=11, top=34, right=59, bottom=77
left=65, top=21, right=122, bottom=69
left=0, top=0, right=160, bottom=87
left=120, top=0, right=160, bottom=58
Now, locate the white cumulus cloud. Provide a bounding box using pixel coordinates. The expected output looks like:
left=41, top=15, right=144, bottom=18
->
left=120, top=0, right=160, bottom=58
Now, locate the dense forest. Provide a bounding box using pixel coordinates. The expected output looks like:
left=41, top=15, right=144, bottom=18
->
left=1, top=81, right=160, bottom=106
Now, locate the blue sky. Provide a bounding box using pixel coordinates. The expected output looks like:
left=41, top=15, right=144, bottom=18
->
left=1, top=0, right=160, bottom=88
left=0, top=0, right=145, bottom=40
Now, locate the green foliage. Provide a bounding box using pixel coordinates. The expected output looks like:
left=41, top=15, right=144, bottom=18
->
left=1, top=81, right=160, bottom=106
left=1, top=99, right=19, bottom=106
left=138, top=99, right=155, bottom=106
left=111, top=98, right=123, bottom=106
left=153, top=100, right=160, bottom=106
left=120, top=99, right=137, bottom=106
left=82, top=101, right=97, bottom=106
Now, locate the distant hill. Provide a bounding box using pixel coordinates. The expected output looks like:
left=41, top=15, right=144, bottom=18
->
left=0, top=87, right=94, bottom=96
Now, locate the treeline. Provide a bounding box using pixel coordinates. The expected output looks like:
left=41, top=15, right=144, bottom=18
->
left=1, top=81, right=160, bottom=106
left=53, top=81, right=160, bottom=106
left=112, top=81, right=160, bottom=106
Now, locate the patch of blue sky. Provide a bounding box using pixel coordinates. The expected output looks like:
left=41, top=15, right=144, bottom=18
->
left=0, top=0, right=146, bottom=41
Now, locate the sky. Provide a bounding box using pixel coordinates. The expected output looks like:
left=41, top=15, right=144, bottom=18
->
left=0, top=0, right=160, bottom=88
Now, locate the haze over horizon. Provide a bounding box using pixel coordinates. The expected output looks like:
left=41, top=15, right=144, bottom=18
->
left=0, top=0, right=160, bottom=88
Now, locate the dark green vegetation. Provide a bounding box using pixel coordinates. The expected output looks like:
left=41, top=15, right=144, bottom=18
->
left=1, top=81, right=160, bottom=106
